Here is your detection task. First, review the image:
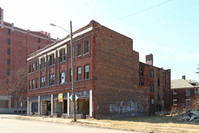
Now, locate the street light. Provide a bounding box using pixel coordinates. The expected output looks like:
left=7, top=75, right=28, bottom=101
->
left=50, top=21, right=76, bottom=122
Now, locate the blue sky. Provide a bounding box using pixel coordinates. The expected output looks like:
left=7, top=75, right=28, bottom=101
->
left=1, top=0, right=199, bottom=80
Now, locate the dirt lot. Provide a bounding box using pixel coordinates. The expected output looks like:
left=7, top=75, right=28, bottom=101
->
left=79, top=115, right=199, bottom=133
left=1, top=114, right=199, bottom=133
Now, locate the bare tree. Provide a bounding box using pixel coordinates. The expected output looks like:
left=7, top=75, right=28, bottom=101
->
left=5, top=67, right=27, bottom=104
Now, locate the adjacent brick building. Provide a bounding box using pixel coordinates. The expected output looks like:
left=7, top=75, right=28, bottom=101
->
left=139, top=54, right=171, bottom=115
left=0, top=7, right=54, bottom=113
left=171, top=76, right=199, bottom=111
left=27, top=20, right=171, bottom=118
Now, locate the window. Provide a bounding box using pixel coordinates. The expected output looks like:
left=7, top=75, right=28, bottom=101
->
left=186, top=99, right=191, bottom=107
left=40, top=58, right=45, bottom=69
left=77, top=43, right=81, bottom=56
left=32, top=63, right=35, bottom=72
left=158, top=78, right=160, bottom=86
left=29, top=80, right=31, bottom=89
left=84, top=65, right=89, bottom=79
left=77, top=67, right=81, bottom=81
left=60, top=71, right=66, bottom=84
left=149, top=69, right=154, bottom=78
left=186, top=89, right=190, bottom=96
left=49, top=54, right=55, bottom=66
left=38, top=37, right=41, bottom=43
left=173, top=90, right=177, bottom=95
left=84, top=40, right=89, bottom=54
left=40, top=76, right=46, bottom=87
left=7, top=59, right=10, bottom=65
left=8, top=39, right=10, bottom=45
left=150, top=98, right=154, bottom=105
left=49, top=74, right=55, bottom=86
left=162, top=86, right=165, bottom=92
left=7, top=48, right=10, bottom=55
left=173, top=99, right=177, bottom=106
left=35, top=78, right=38, bottom=88
left=29, top=65, right=31, bottom=73
left=32, top=79, right=35, bottom=89
left=36, top=61, right=38, bottom=71
left=150, top=84, right=154, bottom=93
left=8, top=28, right=11, bottom=35
left=7, top=69, right=10, bottom=75
left=139, top=66, right=144, bottom=75
left=195, top=88, right=199, bottom=94
left=70, top=69, right=72, bottom=82
left=59, top=49, right=66, bottom=62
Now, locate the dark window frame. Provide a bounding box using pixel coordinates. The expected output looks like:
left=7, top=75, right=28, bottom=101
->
left=149, top=69, right=154, bottom=78
left=49, top=54, right=55, bottom=66
left=8, top=28, right=11, bottom=35
left=150, top=84, right=154, bottom=93
left=84, top=65, right=89, bottom=79
left=7, top=59, right=10, bottom=65
left=77, top=43, right=81, bottom=56
left=84, top=40, right=89, bottom=54
left=60, top=71, right=66, bottom=84
left=7, top=48, right=10, bottom=55
left=7, top=69, right=10, bottom=75
left=77, top=67, right=81, bottom=81
left=40, top=76, right=46, bottom=88
left=38, top=37, right=41, bottom=43
left=49, top=74, right=55, bottom=86
left=35, top=78, right=38, bottom=88
left=32, top=79, right=35, bottom=89
left=8, top=38, right=10, bottom=45
left=59, top=49, right=66, bottom=62
left=40, top=58, right=45, bottom=69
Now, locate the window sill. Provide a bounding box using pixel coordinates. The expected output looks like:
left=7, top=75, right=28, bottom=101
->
left=83, top=52, right=89, bottom=56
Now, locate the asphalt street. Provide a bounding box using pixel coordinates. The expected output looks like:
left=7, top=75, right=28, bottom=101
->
left=0, top=118, right=140, bottom=133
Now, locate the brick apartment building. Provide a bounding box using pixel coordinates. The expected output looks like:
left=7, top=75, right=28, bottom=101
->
left=27, top=20, right=171, bottom=118
left=139, top=54, right=171, bottom=115
left=171, top=76, right=199, bottom=111
left=0, top=7, right=54, bottom=113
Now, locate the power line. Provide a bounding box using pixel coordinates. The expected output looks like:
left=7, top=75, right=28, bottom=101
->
left=107, top=0, right=172, bottom=24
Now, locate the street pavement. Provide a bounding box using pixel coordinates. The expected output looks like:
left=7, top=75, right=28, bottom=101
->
left=0, top=117, right=141, bottom=133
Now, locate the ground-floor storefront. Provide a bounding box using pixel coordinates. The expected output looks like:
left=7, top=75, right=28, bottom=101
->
left=0, top=95, right=26, bottom=113
left=27, top=90, right=93, bottom=117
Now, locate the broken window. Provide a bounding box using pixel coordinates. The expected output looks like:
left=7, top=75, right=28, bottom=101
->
left=60, top=71, right=66, bottom=84
left=173, top=99, right=177, bottom=106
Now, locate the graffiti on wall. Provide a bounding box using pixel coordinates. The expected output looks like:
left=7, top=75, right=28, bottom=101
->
left=109, top=101, right=144, bottom=116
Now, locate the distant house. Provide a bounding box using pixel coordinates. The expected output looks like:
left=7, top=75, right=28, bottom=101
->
left=171, top=75, right=199, bottom=111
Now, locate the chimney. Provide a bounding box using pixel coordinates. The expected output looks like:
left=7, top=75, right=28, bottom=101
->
left=182, top=75, right=186, bottom=80
left=146, top=53, right=153, bottom=65
left=0, top=7, right=4, bottom=28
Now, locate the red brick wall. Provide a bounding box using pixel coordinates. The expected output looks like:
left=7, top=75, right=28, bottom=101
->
left=139, top=62, right=171, bottom=115
left=94, top=26, right=146, bottom=118
left=0, top=23, right=52, bottom=96
left=171, top=88, right=195, bottom=111
left=27, top=31, right=96, bottom=98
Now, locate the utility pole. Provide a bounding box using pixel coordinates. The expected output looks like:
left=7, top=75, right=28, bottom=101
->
left=70, top=21, right=76, bottom=122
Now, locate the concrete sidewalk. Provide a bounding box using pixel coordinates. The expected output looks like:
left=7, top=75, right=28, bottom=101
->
left=0, top=114, right=110, bottom=125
